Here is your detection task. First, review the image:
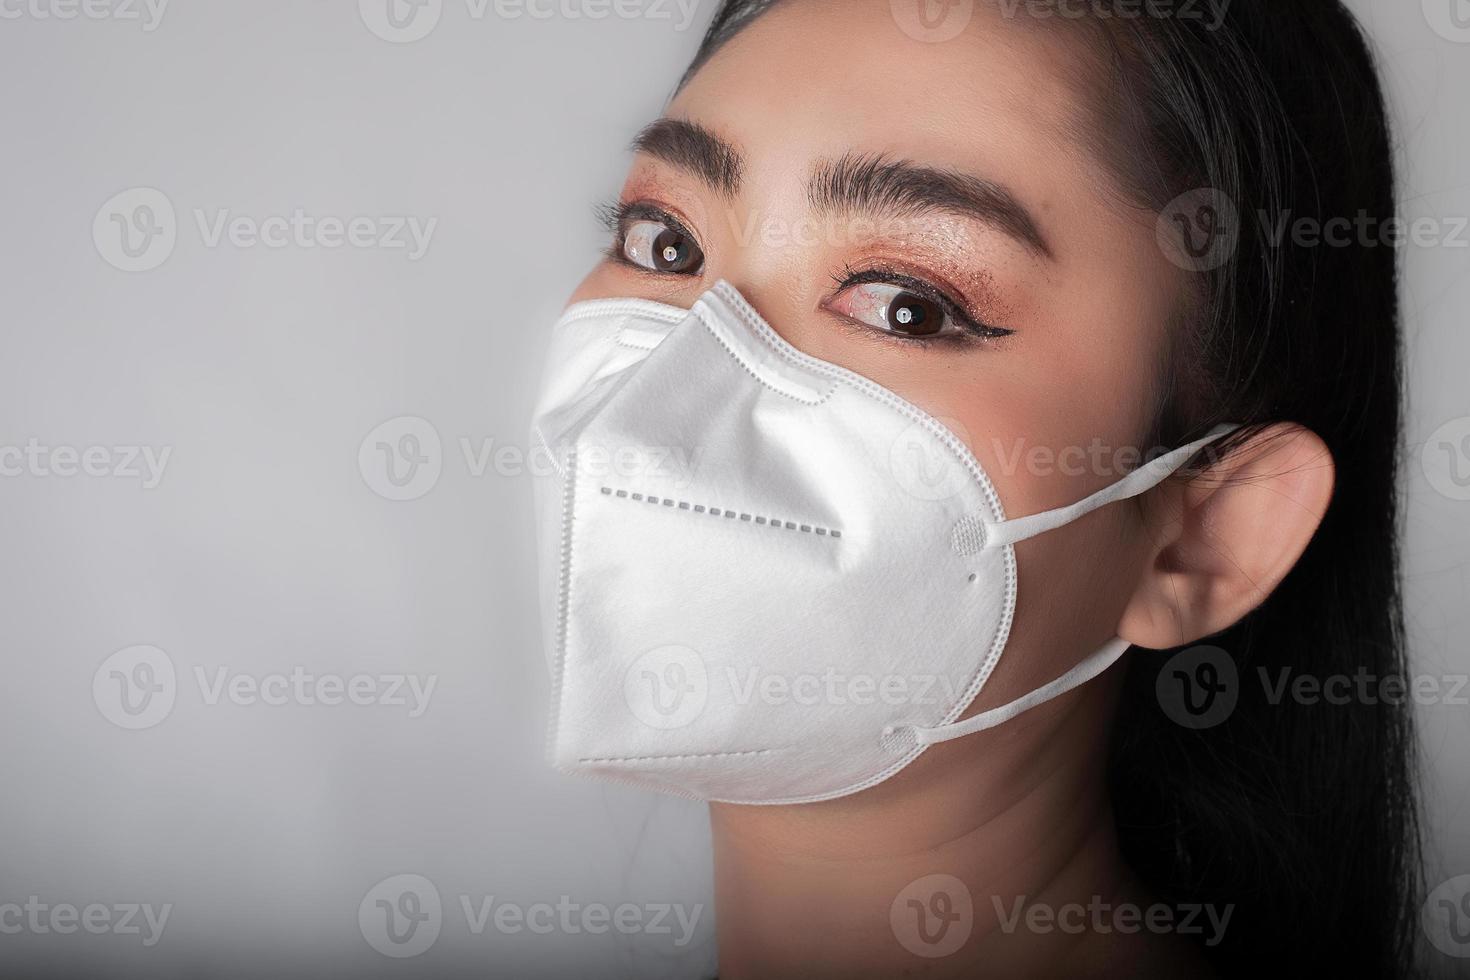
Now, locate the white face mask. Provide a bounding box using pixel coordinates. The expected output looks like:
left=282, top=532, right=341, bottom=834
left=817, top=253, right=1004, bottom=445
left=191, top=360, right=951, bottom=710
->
left=529, top=280, right=1236, bottom=805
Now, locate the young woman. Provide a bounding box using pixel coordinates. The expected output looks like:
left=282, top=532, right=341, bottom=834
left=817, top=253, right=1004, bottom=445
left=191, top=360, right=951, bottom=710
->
left=531, top=1, right=1421, bottom=975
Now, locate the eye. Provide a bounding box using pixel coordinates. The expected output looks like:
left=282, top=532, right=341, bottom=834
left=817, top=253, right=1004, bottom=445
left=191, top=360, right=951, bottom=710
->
left=824, top=269, right=1013, bottom=343
left=829, top=283, right=948, bottom=337
left=621, top=219, right=704, bottom=275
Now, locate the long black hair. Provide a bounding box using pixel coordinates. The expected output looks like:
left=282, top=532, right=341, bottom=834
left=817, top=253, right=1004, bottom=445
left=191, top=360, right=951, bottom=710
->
left=679, top=1, right=1421, bottom=975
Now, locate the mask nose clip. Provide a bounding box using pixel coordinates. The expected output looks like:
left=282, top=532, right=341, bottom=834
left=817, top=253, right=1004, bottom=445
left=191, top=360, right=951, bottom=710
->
left=693, top=282, right=837, bottom=406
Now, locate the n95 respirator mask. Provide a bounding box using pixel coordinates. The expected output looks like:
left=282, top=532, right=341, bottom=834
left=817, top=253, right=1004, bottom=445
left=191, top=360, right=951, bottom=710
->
left=529, top=280, right=1234, bottom=805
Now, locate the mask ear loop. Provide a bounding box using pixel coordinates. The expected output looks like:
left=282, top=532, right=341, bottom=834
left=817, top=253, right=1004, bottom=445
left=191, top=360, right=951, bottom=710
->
left=908, top=423, right=1243, bottom=747
left=978, top=423, right=1241, bottom=551
left=904, top=637, right=1133, bottom=746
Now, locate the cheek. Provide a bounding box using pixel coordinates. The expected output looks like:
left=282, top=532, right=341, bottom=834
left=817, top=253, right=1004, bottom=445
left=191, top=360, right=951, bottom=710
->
left=980, top=503, right=1147, bottom=702
left=1016, top=501, right=1145, bottom=616
left=851, top=366, right=1037, bottom=510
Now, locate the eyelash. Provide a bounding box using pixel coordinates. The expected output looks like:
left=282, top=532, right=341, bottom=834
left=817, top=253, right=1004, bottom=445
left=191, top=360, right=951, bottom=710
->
left=595, top=198, right=1014, bottom=347
left=827, top=263, right=1013, bottom=347
left=596, top=200, right=698, bottom=269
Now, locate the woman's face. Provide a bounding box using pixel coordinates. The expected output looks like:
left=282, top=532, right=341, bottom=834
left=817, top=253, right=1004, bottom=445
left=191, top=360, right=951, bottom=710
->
left=569, top=0, right=1188, bottom=732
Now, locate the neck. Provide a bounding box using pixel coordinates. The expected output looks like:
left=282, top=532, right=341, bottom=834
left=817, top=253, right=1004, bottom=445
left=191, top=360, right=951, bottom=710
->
left=708, top=674, right=1151, bottom=979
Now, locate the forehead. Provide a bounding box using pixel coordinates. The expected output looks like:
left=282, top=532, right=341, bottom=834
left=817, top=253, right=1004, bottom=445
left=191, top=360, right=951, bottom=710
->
left=668, top=0, right=1099, bottom=219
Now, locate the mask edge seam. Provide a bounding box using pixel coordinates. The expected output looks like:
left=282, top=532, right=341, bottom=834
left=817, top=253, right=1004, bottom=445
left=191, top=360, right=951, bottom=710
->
left=544, top=448, right=581, bottom=774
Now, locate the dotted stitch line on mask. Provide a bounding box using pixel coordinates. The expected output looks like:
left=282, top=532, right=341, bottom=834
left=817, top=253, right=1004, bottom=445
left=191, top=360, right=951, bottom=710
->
left=580, top=748, right=780, bottom=764
left=599, top=487, right=842, bottom=538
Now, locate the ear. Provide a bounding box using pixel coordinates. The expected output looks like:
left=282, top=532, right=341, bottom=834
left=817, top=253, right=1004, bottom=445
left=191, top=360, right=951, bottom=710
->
left=1117, top=422, right=1335, bottom=649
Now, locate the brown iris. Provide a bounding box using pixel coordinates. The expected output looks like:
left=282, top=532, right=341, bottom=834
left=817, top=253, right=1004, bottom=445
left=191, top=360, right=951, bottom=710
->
left=652, top=227, right=703, bottom=273
left=887, top=292, right=944, bottom=337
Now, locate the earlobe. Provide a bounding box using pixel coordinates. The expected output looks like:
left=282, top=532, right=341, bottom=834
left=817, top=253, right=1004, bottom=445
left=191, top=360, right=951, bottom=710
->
left=1117, top=423, right=1336, bottom=650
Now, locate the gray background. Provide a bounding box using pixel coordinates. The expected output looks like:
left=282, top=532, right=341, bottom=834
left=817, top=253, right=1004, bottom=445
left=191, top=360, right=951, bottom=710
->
left=0, top=1, right=1466, bottom=976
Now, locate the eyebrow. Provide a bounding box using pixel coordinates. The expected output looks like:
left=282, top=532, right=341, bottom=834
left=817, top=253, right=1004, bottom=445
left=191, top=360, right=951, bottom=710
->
left=810, top=152, right=1053, bottom=258
left=629, top=118, right=1052, bottom=258
left=630, top=118, right=744, bottom=199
